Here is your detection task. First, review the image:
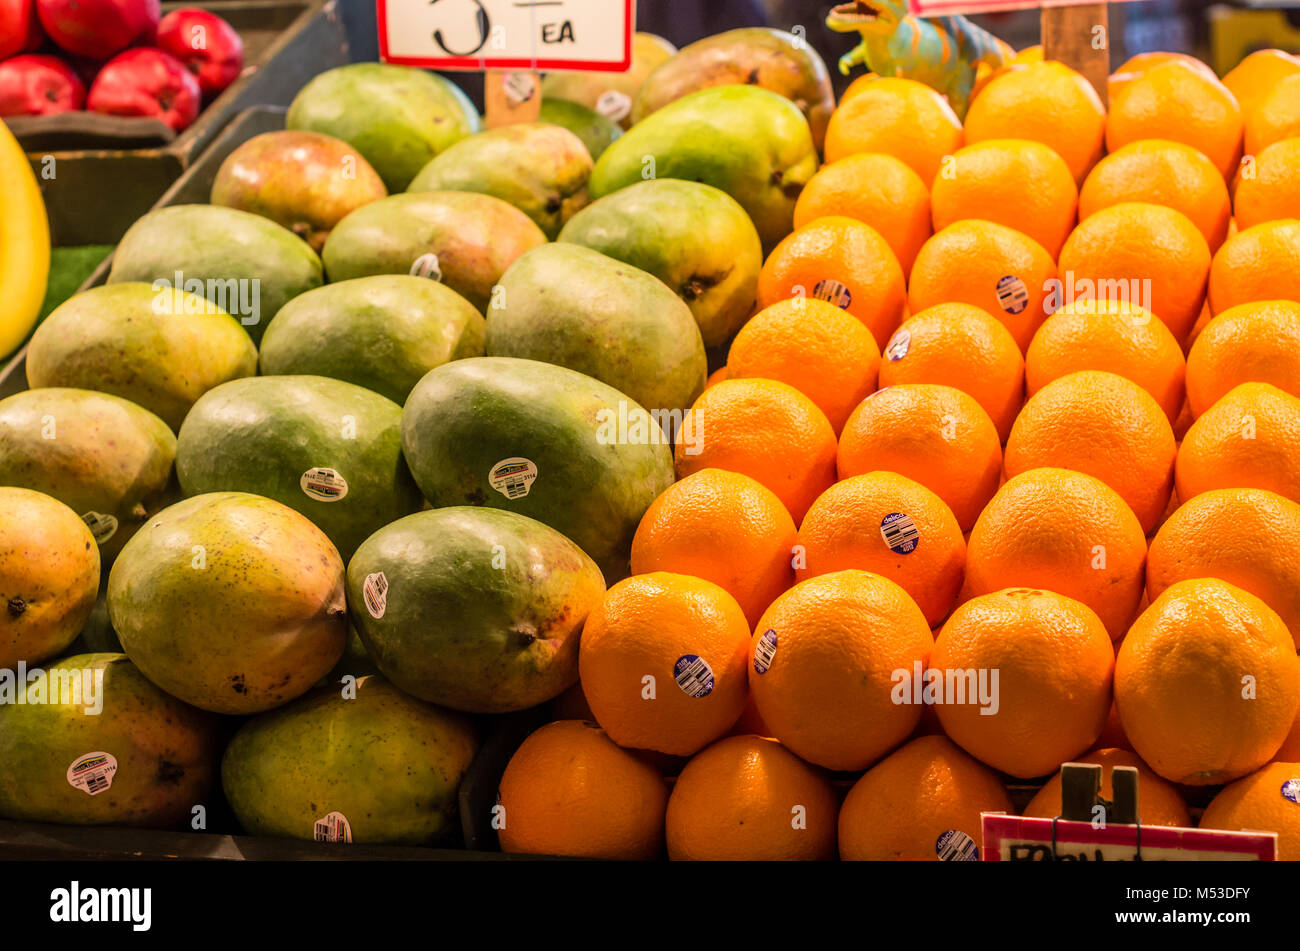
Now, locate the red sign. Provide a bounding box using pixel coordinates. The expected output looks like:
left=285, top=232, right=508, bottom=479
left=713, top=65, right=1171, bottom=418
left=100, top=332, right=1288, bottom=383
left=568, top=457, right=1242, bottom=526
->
left=982, top=813, right=1277, bottom=861
left=377, top=0, right=634, bottom=72
left=909, top=0, right=1132, bottom=15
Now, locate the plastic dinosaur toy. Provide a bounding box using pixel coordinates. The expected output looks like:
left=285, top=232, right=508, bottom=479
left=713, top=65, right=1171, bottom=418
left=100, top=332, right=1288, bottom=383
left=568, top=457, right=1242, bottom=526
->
left=826, top=0, right=1013, bottom=118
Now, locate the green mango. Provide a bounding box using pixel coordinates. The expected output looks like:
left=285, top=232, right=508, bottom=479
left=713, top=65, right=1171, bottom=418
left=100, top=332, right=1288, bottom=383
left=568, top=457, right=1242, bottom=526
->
left=175, top=376, right=422, bottom=560
left=222, top=675, right=477, bottom=845
left=106, top=204, right=324, bottom=344
left=258, top=275, right=484, bottom=405
left=400, top=357, right=675, bottom=582
left=487, top=243, right=705, bottom=414
left=346, top=507, right=605, bottom=712
left=408, top=122, right=593, bottom=239
left=0, top=653, right=219, bottom=827
left=558, top=178, right=762, bottom=347
left=589, top=84, right=819, bottom=252
left=0, top=388, right=178, bottom=561
left=286, top=63, right=480, bottom=191
left=538, top=97, right=623, bottom=160
left=108, top=492, right=347, bottom=715
left=322, top=192, right=546, bottom=312
left=26, top=283, right=258, bottom=431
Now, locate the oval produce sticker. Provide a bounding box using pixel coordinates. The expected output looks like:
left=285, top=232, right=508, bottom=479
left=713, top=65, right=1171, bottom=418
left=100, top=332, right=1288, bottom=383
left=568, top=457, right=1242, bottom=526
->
left=313, top=811, right=352, bottom=843
left=995, top=275, right=1029, bottom=315
left=301, top=467, right=349, bottom=502
left=885, top=328, right=911, bottom=362
left=936, top=829, right=979, bottom=861
left=489, top=457, right=538, bottom=500
left=674, top=654, right=715, bottom=698
left=67, top=752, right=118, bottom=796
left=595, top=90, right=632, bottom=122
left=81, top=511, right=119, bottom=545
left=881, top=512, right=920, bottom=554
left=754, top=629, right=778, bottom=674
left=363, top=571, right=388, bottom=620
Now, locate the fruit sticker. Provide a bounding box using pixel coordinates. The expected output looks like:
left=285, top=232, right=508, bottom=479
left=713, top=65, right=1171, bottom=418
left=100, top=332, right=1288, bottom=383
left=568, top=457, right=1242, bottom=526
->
left=996, top=275, right=1029, bottom=315
left=67, top=752, right=118, bottom=797
left=489, top=457, right=538, bottom=500
left=595, top=90, right=632, bottom=123
left=936, top=829, right=979, bottom=861
left=812, top=279, right=852, bottom=309
left=754, top=629, right=778, bottom=674
left=674, top=654, right=715, bottom=698
left=81, top=511, right=119, bottom=545
left=363, top=571, right=388, bottom=620
left=300, top=467, right=349, bottom=502
left=881, top=512, right=920, bottom=554
left=410, top=252, right=443, bottom=282
left=1282, top=779, right=1300, bottom=804
left=885, top=328, right=911, bottom=362
left=313, top=811, right=352, bottom=843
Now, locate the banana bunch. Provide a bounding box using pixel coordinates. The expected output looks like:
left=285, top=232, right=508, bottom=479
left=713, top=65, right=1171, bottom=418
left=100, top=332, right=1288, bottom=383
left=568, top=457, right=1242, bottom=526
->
left=0, top=120, right=50, bottom=359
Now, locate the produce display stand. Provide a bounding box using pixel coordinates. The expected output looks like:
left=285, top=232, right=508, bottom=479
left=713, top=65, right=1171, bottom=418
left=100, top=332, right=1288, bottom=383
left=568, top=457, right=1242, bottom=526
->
left=6, top=0, right=351, bottom=247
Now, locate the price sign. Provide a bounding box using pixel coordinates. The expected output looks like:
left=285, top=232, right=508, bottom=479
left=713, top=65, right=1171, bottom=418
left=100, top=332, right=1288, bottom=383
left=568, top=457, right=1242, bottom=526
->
left=907, top=0, right=1131, bottom=15
left=377, top=0, right=635, bottom=72
left=982, top=814, right=1277, bottom=861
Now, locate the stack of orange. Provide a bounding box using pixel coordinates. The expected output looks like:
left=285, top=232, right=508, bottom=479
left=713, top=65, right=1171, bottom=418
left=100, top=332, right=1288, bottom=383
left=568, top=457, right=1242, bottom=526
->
left=497, top=43, right=1300, bottom=861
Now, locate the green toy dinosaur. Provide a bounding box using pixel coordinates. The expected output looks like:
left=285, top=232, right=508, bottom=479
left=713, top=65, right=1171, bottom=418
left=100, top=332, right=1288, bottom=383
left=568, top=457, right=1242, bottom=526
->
left=826, top=0, right=1013, bottom=119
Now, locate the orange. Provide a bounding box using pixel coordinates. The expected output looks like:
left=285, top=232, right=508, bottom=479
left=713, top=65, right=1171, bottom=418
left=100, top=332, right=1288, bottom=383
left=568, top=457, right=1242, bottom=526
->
left=908, top=220, right=1058, bottom=353
left=675, top=378, right=837, bottom=524
left=748, top=570, right=933, bottom=771
left=1026, top=299, right=1186, bottom=424
left=1005, top=371, right=1177, bottom=534
left=963, top=61, right=1106, bottom=185
left=631, top=468, right=796, bottom=629
left=1208, top=219, right=1300, bottom=314
left=965, top=468, right=1148, bottom=639
left=931, top=588, right=1114, bottom=778
left=837, top=383, right=1002, bottom=531
left=1186, top=299, right=1300, bottom=415
left=1235, top=138, right=1300, bottom=229
left=838, top=735, right=1012, bottom=861
left=1223, top=49, right=1300, bottom=116
left=664, top=734, right=838, bottom=860
left=1078, top=139, right=1232, bottom=250
left=877, top=303, right=1025, bottom=441
left=796, top=471, right=966, bottom=627
left=839, top=72, right=879, bottom=102
left=703, top=365, right=727, bottom=391
left=1244, top=73, right=1300, bottom=156
left=756, top=216, right=906, bottom=348
left=1011, top=45, right=1043, bottom=65
left=578, top=572, right=751, bottom=756
left=1096, top=699, right=1135, bottom=752
left=823, top=77, right=964, bottom=184
left=1147, top=487, right=1300, bottom=646
left=498, top=720, right=668, bottom=859
left=1200, top=762, right=1300, bottom=859
left=1057, top=202, right=1211, bottom=345
left=793, top=153, right=931, bottom=273
left=1277, top=701, right=1300, bottom=761
left=1176, top=382, right=1300, bottom=504
left=1115, top=578, right=1300, bottom=785
left=726, top=298, right=881, bottom=434
left=1105, top=60, right=1244, bottom=180
left=1023, top=748, right=1191, bottom=827
left=1108, top=51, right=1216, bottom=101
left=930, top=139, right=1078, bottom=259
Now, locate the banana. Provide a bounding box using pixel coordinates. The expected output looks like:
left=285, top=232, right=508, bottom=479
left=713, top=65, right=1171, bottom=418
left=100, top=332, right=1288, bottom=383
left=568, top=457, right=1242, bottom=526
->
left=0, top=119, right=50, bottom=359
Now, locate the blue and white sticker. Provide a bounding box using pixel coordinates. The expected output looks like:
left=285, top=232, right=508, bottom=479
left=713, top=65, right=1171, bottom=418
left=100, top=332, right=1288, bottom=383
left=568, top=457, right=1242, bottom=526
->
left=754, top=629, right=778, bottom=674
left=936, top=829, right=979, bottom=861
left=881, top=512, right=920, bottom=554
left=996, top=275, right=1029, bottom=315
left=1282, top=779, right=1300, bottom=804
left=812, top=279, right=852, bottom=309
left=673, top=654, right=714, bottom=698
left=489, top=457, right=538, bottom=499
left=885, top=328, right=911, bottom=362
